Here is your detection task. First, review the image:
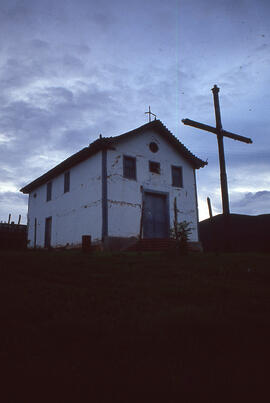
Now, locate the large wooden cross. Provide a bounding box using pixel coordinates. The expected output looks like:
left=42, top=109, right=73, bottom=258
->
left=182, top=85, right=252, bottom=216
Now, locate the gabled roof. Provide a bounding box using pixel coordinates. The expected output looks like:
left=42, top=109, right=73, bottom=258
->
left=20, top=120, right=207, bottom=194
left=111, top=120, right=207, bottom=169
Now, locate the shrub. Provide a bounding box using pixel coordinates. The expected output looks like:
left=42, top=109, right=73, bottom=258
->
left=170, top=221, right=193, bottom=255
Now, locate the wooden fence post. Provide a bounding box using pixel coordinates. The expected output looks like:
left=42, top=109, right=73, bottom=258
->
left=207, top=197, right=213, bottom=220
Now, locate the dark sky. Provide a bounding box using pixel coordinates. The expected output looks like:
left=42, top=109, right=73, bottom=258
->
left=0, top=0, right=269, bottom=223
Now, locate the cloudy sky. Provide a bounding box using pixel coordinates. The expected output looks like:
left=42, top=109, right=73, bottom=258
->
left=0, top=0, right=269, bottom=223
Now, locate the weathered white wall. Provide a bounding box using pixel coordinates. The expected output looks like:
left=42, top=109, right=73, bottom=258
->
left=27, top=152, right=102, bottom=247
left=107, top=129, right=199, bottom=242
left=27, top=127, right=201, bottom=248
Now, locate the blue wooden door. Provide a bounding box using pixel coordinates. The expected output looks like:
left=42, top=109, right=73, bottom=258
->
left=143, top=192, right=169, bottom=238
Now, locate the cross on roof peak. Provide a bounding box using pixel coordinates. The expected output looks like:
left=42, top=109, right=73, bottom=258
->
left=145, top=106, right=157, bottom=123
left=212, top=84, right=219, bottom=93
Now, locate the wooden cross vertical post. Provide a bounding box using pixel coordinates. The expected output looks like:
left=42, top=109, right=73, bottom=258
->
left=182, top=85, right=252, bottom=216
left=212, top=85, right=229, bottom=215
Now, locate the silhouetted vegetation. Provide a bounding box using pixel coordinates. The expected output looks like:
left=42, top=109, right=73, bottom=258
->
left=170, top=220, right=193, bottom=255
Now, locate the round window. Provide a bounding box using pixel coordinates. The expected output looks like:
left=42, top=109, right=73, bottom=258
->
left=149, top=142, right=159, bottom=153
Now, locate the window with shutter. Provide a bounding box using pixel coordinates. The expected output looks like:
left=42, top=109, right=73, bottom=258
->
left=46, top=182, right=52, bottom=201
left=149, top=161, right=160, bottom=174
left=171, top=166, right=183, bottom=187
left=64, top=171, right=70, bottom=193
left=123, top=156, right=136, bottom=180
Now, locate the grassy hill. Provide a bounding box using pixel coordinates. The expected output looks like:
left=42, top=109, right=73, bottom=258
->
left=1, top=250, right=270, bottom=400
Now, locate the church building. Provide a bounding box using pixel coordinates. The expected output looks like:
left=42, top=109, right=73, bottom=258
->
left=20, top=120, right=207, bottom=250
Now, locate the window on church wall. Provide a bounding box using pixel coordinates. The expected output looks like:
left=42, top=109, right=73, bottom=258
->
left=149, top=161, right=160, bottom=174
left=64, top=171, right=70, bottom=193
left=123, top=155, right=136, bottom=180
left=171, top=166, right=183, bottom=188
left=46, top=182, right=52, bottom=202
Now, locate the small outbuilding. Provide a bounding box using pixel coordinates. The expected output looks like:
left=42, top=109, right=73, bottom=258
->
left=20, top=120, right=207, bottom=250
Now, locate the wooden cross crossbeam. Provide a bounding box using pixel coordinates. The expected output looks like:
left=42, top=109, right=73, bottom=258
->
left=182, top=85, right=253, bottom=216
left=181, top=119, right=252, bottom=144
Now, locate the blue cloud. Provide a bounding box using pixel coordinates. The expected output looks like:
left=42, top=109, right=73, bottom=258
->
left=231, top=191, right=270, bottom=215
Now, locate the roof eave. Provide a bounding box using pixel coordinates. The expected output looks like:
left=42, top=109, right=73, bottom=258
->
left=20, top=140, right=113, bottom=194
left=20, top=120, right=207, bottom=194
left=109, top=120, right=207, bottom=169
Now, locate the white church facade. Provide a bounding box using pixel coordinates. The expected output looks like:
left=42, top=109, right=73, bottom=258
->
left=20, top=120, right=207, bottom=250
